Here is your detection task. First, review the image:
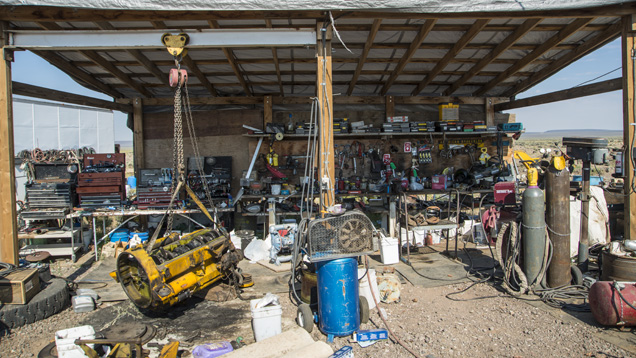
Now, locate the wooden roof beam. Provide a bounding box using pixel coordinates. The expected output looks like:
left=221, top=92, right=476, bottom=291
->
left=265, top=19, right=284, bottom=95
left=93, top=21, right=169, bottom=87
left=208, top=20, right=252, bottom=96
left=32, top=50, right=123, bottom=98
left=444, top=18, right=542, bottom=96
left=474, top=17, right=594, bottom=97
left=151, top=21, right=167, bottom=29
left=181, top=54, right=218, bottom=96
left=412, top=19, right=489, bottom=96
left=347, top=19, right=382, bottom=96
left=81, top=50, right=152, bottom=98
left=380, top=19, right=437, bottom=96
left=503, top=20, right=622, bottom=97
left=494, top=77, right=621, bottom=111
left=13, top=81, right=133, bottom=112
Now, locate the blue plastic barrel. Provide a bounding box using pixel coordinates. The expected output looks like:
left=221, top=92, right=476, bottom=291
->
left=127, top=176, right=137, bottom=189
left=315, top=257, right=360, bottom=338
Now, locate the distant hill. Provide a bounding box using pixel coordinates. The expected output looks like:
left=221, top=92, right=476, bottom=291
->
left=519, top=129, right=623, bottom=140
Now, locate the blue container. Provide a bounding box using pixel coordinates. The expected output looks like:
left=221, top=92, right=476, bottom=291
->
left=110, top=229, right=130, bottom=243
left=572, top=175, right=603, bottom=186
left=129, top=231, right=149, bottom=242
left=127, top=176, right=137, bottom=189
left=192, top=341, right=233, bottom=358
left=316, top=257, right=360, bottom=338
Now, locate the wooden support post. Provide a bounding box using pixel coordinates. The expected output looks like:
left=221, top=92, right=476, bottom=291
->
left=317, top=23, right=334, bottom=210
left=485, top=97, right=495, bottom=127
left=263, top=95, right=272, bottom=129
left=133, top=98, right=144, bottom=177
left=0, top=23, right=18, bottom=265
left=623, top=15, right=636, bottom=240
left=386, top=95, right=395, bottom=119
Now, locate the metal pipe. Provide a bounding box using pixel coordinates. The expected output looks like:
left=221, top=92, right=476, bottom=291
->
left=545, top=165, right=572, bottom=287
left=579, top=160, right=591, bottom=272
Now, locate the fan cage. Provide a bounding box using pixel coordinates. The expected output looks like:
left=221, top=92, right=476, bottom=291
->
left=307, top=210, right=378, bottom=262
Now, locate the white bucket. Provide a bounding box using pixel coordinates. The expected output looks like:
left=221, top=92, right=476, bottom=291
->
left=400, top=227, right=414, bottom=244
left=429, top=230, right=442, bottom=244
left=413, top=227, right=427, bottom=246
left=358, top=268, right=380, bottom=310
left=271, top=184, right=282, bottom=195
left=55, top=325, right=96, bottom=358
left=380, top=237, right=399, bottom=265
left=250, top=299, right=282, bottom=342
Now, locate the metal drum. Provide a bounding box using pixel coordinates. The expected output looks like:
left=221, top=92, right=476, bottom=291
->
left=316, top=257, right=360, bottom=338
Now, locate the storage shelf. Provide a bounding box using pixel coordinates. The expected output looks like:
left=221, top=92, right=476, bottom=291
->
left=245, top=131, right=519, bottom=139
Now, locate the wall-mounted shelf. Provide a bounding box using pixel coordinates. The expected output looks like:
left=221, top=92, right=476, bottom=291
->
left=244, top=131, right=520, bottom=140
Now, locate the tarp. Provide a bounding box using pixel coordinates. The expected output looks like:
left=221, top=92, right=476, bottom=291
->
left=0, top=0, right=632, bottom=12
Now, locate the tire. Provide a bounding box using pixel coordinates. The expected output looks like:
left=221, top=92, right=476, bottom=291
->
left=571, top=265, right=583, bottom=286
left=37, top=341, right=57, bottom=358
left=359, top=296, right=369, bottom=325
left=0, top=278, right=70, bottom=331
left=297, top=303, right=314, bottom=333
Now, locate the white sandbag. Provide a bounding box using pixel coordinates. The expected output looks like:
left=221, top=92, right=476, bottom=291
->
left=569, top=186, right=610, bottom=258
left=244, top=235, right=272, bottom=262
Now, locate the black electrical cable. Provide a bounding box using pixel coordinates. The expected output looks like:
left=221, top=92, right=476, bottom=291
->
left=613, top=281, right=636, bottom=311
left=0, top=262, right=17, bottom=277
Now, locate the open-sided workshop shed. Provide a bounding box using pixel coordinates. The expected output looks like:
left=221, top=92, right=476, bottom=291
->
left=0, top=1, right=635, bottom=264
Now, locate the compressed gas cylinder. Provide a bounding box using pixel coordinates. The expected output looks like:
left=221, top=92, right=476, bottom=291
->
left=522, top=168, right=546, bottom=287
left=590, top=281, right=636, bottom=326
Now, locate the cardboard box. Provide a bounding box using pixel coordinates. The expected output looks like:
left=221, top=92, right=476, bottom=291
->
left=0, top=268, right=40, bottom=305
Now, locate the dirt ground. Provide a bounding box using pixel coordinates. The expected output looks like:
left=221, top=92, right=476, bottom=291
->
left=1, top=250, right=635, bottom=358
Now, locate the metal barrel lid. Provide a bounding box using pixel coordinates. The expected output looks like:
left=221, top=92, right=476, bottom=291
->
left=562, top=137, right=608, bottom=148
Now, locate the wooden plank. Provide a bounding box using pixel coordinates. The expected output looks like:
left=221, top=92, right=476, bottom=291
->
left=317, top=23, right=335, bottom=209
left=32, top=50, right=123, bottom=98
left=493, top=78, right=622, bottom=111
left=474, top=17, right=594, bottom=97
left=0, top=22, right=18, bottom=265
left=265, top=19, right=284, bottom=96
left=181, top=54, right=218, bottom=97
left=623, top=15, right=636, bottom=241
left=263, top=95, right=272, bottom=128
left=12, top=81, right=133, bottom=112
left=504, top=20, right=622, bottom=97
left=347, top=18, right=381, bottom=96
left=380, top=19, right=437, bottom=96
left=208, top=20, right=252, bottom=96
left=81, top=50, right=153, bottom=98
left=133, top=98, right=144, bottom=176
left=151, top=21, right=167, bottom=29
left=119, top=95, right=497, bottom=107
left=412, top=19, right=489, bottom=96
left=385, top=95, right=394, bottom=118
left=444, top=18, right=542, bottom=96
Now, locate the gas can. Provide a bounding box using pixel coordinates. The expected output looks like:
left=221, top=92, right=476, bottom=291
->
left=590, top=281, right=636, bottom=326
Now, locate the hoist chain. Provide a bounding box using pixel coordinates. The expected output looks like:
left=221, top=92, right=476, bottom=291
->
left=167, top=65, right=185, bottom=234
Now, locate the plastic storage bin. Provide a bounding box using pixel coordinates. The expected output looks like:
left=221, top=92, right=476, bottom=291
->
left=380, top=237, right=399, bottom=265
left=55, top=325, right=96, bottom=358
left=250, top=299, right=282, bottom=341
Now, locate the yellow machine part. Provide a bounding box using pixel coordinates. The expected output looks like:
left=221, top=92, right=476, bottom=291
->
left=114, top=228, right=242, bottom=311
left=513, top=150, right=541, bottom=170
left=527, top=167, right=539, bottom=186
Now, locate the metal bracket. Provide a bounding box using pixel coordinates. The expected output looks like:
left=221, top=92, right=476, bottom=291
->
left=161, top=33, right=189, bottom=57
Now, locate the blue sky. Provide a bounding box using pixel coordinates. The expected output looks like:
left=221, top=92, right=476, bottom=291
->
left=10, top=37, right=624, bottom=139
left=511, top=38, right=623, bottom=132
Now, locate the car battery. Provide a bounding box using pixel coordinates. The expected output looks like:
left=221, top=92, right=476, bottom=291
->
left=494, top=181, right=516, bottom=205
left=432, top=175, right=447, bottom=190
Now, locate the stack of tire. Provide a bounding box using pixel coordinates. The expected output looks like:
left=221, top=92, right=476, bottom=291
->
left=0, top=275, right=70, bottom=332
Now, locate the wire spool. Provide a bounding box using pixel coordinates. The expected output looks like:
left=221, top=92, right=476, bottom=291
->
left=425, top=206, right=441, bottom=225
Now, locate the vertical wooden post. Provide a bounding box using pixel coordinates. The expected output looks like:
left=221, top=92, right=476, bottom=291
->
left=317, top=23, right=334, bottom=210
left=385, top=95, right=395, bottom=119
left=263, top=95, right=272, bottom=128
left=485, top=97, right=495, bottom=126
left=0, top=22, right=18, bottom=265
left=623, top=15, right=636, bottom=240
left=133, top=98, right=144, bottom=177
